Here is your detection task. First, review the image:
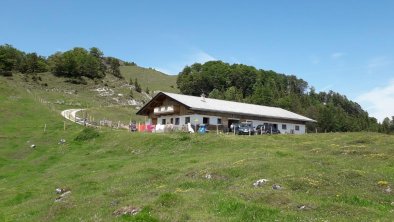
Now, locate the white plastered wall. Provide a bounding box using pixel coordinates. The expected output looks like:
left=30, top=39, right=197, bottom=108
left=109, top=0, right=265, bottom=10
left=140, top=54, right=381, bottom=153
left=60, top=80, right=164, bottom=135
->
left=157, top=115, right=306, bottom=134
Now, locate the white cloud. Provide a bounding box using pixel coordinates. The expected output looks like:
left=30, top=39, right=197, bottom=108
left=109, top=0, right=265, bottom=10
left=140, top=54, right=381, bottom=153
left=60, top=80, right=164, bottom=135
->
left=331, top=52, right=344, bottom=59
left=156, top=50, right=216, bottom=75
left=356, top=79, right=394, bottom=122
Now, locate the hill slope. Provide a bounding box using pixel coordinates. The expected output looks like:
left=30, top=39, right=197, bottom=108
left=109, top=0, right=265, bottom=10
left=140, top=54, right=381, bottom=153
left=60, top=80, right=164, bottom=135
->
left=120, top=66, right=178, bottom=93
left=1, top=63, right=178, bottom=124
left=0, top=77, right=393, bottom=221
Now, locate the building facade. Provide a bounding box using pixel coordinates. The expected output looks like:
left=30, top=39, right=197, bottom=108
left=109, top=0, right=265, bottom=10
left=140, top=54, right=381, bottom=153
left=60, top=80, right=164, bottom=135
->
left=136, top=92, right=315, bottom=134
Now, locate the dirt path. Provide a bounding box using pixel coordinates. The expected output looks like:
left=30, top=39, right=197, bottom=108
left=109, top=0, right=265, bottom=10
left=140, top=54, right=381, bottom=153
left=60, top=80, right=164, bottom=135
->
left=61, top=109, right=84, bottom=124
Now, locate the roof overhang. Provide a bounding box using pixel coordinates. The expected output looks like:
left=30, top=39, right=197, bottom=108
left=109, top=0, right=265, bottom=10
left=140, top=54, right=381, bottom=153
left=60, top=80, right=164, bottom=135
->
left=190, top=107, right=316, bottom=123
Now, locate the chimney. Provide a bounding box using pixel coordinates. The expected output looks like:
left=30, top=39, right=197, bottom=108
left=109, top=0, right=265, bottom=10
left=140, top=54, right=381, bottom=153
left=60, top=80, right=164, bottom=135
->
left=201, top=93, right=206, bottom=102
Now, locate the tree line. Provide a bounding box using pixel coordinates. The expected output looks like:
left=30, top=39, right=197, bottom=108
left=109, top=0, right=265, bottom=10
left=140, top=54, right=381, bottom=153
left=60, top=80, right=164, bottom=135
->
left=176, top=61, right=390, bottom=133
left=0, top=44, right=135, bottom=80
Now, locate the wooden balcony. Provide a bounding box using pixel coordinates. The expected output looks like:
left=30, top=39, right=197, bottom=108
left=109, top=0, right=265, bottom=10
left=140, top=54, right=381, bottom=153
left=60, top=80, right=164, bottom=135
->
left=154, top=105, right=175, bottom=115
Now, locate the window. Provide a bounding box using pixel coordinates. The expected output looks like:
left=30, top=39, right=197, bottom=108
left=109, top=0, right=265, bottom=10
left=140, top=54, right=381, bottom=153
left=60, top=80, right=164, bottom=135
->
left=162, top=119, right=166, bottom=124
left=217, top=118, right=222, bottom=124
left=203, top=117, right=209, bottom=124
left=170, top=118, right=174, bottom=124
left=185, top=117, right=190, bottom=124
left=295, top=125, right=300, bottom=131
left=175, top=118, right=180, bottom=125
left=282, top=124, right=287, bottom=130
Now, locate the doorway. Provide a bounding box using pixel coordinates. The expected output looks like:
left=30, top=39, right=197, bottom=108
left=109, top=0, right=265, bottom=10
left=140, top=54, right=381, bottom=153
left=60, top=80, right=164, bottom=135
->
left=228, top=119, right=240, bottom=132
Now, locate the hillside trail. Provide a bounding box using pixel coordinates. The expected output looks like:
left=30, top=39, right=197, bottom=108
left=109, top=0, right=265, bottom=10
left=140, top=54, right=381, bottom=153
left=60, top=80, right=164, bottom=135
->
left=61, top=109, right=85, bottom=125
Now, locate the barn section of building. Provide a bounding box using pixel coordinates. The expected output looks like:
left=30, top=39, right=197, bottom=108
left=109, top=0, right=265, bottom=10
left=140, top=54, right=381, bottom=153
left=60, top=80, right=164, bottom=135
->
left=136, top=92, right=316, bottom=134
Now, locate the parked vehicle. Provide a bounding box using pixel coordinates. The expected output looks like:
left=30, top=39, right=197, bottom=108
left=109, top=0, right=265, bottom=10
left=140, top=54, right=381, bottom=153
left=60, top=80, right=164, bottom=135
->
left=268, top=128, right=281, bottom=134
left=235, top=122, right=255, bottom=135
left=256, top=124, right=281, bottom=134
left=255, top=125, right=268, bottom=134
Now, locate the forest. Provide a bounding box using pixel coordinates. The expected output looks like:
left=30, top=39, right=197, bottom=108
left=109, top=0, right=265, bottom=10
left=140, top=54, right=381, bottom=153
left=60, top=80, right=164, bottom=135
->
left=176, top=61, right=394, bottom=133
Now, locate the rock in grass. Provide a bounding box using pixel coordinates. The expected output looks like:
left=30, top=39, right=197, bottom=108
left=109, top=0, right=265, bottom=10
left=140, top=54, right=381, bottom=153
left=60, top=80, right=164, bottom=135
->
left=58, top=138, right=66, bottom=144
left=253, top=179, right=269, bottom=187
left=113, top=206, right=141, bottom=216
left=30, top=144, right=36, bottom=149
left=54, top=191, right=71, bottom=202
left=55, top=188, right=70, bottom=194
left=272, top=184, right=283, bottom=190
left=297, top=205, right=312, bottom=210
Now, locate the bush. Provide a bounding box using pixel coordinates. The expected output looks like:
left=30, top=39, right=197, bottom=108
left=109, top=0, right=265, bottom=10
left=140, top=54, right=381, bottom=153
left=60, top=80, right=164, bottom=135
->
left=74, top=128, right=100, bottom=141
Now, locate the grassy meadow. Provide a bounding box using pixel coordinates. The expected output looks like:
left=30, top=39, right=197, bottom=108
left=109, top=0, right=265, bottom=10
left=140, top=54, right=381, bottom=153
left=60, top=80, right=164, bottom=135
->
left=0, top=76, right=393, bottom=221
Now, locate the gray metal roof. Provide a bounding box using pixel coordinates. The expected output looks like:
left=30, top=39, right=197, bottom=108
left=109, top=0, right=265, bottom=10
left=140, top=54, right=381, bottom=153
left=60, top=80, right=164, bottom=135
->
left=161, top=92, right=316, bottom=122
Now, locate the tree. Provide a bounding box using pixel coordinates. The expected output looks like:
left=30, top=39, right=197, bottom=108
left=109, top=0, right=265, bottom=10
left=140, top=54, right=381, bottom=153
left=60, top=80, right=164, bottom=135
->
left=382, top=117, right=391, bottom=134
left=134, top=78, right=141, bottom=93
left=106, top=57, right=122, bottom=78
left=48, top=47, right=104, bottom=79
left=250, top=82, right=274, bottom=106
left=129, top=77, right=133, bottom=85
left=390, top=117, right=394, bottom=133
left=0, top=44, right=24, bottom=75
left=89, top=47, right=106, bottom=75
left=89, top=47, right=103, bottom=58
left=208, top=88, right=224, bottom=99
left=145, top=86, right=150, bottom=94
left=224, top=86, right=243, bottom=102
left=19, top=53, right=49, bottom=74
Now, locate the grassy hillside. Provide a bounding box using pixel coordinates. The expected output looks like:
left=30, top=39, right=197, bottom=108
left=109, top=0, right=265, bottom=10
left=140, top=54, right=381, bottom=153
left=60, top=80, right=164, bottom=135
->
left=1, top=65, right=177, bottom=124
left=0, top=76, right=393, bottom=221
left=120, top=66, right=178, bottom=93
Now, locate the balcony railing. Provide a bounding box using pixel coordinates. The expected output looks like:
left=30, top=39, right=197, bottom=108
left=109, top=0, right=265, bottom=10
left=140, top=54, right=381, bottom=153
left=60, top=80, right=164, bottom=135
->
left=154, top=105, right=175, bottom=114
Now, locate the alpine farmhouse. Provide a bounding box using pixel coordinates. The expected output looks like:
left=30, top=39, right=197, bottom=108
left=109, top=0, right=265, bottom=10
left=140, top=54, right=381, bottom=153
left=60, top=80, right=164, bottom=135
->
left=136, top=92, right=316, bottom=134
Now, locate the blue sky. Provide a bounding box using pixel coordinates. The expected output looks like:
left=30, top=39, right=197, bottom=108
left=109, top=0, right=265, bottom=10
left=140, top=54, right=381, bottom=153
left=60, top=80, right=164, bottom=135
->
left=1, top=0, right=394, bottom=121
